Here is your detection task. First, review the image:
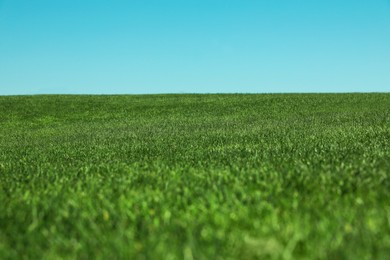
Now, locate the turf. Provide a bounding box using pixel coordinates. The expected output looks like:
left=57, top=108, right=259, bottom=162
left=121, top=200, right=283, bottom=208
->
left=0, top=93, right=389, bottom=259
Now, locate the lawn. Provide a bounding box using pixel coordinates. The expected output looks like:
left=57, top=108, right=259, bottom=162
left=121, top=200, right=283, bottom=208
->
left=0, top=94, right=389, bottom=259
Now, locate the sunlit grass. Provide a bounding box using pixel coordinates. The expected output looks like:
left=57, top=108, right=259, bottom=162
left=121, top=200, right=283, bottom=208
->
left=0, top=94, right=389, bottom=259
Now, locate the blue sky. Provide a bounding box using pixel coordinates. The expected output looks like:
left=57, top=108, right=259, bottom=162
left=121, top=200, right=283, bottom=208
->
left=0, top=0, right=389, bottom=94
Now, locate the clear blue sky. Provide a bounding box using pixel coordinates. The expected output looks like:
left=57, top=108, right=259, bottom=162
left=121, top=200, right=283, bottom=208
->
left=0, top=0, right=389, bottom=94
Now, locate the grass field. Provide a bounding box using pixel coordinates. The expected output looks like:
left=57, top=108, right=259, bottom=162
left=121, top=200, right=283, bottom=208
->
left=0, top=94, right=389, bottom=259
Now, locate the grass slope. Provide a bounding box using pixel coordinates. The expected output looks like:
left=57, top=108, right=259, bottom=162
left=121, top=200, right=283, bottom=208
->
left=0, top=94, right=390, bottom=259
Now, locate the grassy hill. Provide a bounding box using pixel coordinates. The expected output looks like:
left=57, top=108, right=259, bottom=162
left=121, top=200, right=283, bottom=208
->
left=1, top=94, right=389, bottom=259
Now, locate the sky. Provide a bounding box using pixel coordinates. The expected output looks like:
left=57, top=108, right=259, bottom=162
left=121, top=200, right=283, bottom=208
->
left=0, top=0, right=389, bottom=95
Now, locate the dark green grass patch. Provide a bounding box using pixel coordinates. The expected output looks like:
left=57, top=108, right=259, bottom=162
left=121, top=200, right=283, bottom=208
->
left=0, top=94, right=390, bottom=259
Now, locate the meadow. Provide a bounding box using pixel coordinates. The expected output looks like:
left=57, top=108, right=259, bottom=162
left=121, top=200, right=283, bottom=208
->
left=0, top=93, right=389, bottom=259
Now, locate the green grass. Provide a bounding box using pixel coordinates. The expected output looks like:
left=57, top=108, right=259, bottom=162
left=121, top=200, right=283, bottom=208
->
left=0, top=93, right=390, bottom=259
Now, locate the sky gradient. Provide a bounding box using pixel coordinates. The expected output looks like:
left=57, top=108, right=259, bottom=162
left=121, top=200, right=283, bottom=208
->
left=0, top=0, right=389, bottom=95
